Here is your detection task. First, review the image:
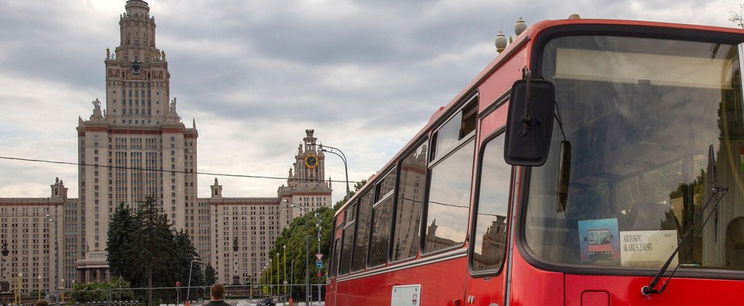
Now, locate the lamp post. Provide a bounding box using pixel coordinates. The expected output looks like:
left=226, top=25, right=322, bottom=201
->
left=269, top=258, right=273, bottom=299
left=319, top=144, right=351, bottom=200
left=290, top=260, right=294, bottom=299
left=1, top=241, right=9, bottom=293
left=282, top=245, right=287, bottom=301
left=314, top=212, right=322, bottom=305
left=60, top=279, right=64, bottom=303
left=186, top=259, right=199, bottom=302
left=15, top=273, right=22, bottom=305
left=45, top=214, right=60, bottom=305
left=37, top=275, right=41, bottom=301
left=275, top=252, right=280, bottom=302
left=305, top=234, right=310, bottom=305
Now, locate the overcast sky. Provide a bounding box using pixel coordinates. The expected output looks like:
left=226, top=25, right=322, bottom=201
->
left=0, top=0, right=740, bottom=203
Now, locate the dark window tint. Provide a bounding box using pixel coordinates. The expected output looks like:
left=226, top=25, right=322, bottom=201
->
left=352, top=191, right=373, bottom=271
left=393, top=142, right=428, bottom=260
left=424, top=140, right=475, bottom=253
left=339, top=202, right=357, bottom=274
left=432, top=100, right=477, bottom=160
left=331, top=237, right=341, bottom=277
left=369, top=197, right=393, bottom=266
left=378, top=170, right=396, bottom=198
left=471, top=134, right=510, bottom=272
left=369, top=170, right=396, bottom=266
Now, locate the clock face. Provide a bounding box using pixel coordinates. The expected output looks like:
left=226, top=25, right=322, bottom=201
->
left=304, top=154, right=319, bottom=169
left=131, top=60, right=142, bottom=75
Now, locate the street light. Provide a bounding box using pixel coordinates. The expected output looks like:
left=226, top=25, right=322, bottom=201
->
left=45, top=214, right=60, bottom=306
left=60, top=279, right=65, bottom=303
left=15, top=272, right=22, bottom=305
left=282, top=245, right=287, bottom=301
left=186, top=259, right=200, bottom=302
left=37, top=275, right=41, bottom=301
left=275, top=251, right=280, bottom=301
left=314, top=212, right=322, bottom=305
left=1, top=241, right=9, bottom=293
left=319, top=144, right=351, bottom=200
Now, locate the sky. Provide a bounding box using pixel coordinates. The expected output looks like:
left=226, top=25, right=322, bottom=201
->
left=0, top=0, right=740, bottom=203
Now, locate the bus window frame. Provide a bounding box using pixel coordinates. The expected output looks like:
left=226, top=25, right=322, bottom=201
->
left=420, top=94, right=479, bottom=257
left=367, top=166, right=397, bottom=269
left=429, top=95, right=479, bottom=166
left=350, top=189, right=373, bottom=273
left=467, top=127, right=513, bottom=277
left=338, top=200, right=358, bottom=276
left=389, top=136, right=429, bottom=264
left=515, top=23, right=744, bottom=280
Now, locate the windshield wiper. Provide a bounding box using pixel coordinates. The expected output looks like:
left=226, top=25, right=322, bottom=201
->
left=640, top=185, right=728, bottom=295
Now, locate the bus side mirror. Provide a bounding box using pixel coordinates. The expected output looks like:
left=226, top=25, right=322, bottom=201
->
left=504, top=79, right=556, bottom=166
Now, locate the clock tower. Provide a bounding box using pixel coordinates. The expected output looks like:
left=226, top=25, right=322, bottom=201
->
left=277, top=130, right=333, bottom=228
left=75, top=0, right=198, bottom=282
left=104, top=0, right=172, bottom=124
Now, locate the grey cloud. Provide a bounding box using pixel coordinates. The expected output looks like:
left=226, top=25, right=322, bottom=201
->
left=0, top=0, right=738, bottom=202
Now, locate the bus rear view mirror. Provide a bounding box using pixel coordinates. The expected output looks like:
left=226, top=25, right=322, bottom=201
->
left=504, top=79, right=556, bottom=166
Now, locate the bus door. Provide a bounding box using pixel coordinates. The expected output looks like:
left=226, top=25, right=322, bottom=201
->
left=464, top=100, right=512, bottom=305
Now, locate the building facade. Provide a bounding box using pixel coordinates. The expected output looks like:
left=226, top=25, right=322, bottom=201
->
left=75, top=0, right=198, bottom=282
left=0, top=0, right=333, bottom=289
left=202, top=129, right=333, bottom=284
left=0, top=178, right=71, bottom=295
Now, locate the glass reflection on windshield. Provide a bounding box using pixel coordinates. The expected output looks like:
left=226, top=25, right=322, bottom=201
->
left=526, top=35, right=744, bottom=272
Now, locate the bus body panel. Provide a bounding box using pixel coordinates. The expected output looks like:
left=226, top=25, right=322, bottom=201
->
left=463, top=113, right=510, bottom=306
left=565, top=274, right=744, bottom=305
left=476, top=49, right=527, bottom=113
left=327, top=18, right=744, bottom=306
left=508, top=246, right=565, bottom=306
left=335, top=256, right=469, bottom=305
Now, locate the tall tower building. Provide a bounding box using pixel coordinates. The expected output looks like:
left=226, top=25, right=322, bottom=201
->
left=203, top=130, right=333, bottom=284
left=277, top=129, right=333, bottom=228
left=75, top=0, right=198, bottom=281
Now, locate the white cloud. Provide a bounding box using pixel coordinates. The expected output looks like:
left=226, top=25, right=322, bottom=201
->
left=0, top=0, right=741, bottom=206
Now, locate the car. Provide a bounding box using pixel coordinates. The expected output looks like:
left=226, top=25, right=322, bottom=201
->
left=256, top=298, right=275, bottom=306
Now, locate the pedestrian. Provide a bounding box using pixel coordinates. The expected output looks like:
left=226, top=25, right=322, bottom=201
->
left=36, top=300, right=49, bottom=306
left=203, top=283, right=230, bottom=306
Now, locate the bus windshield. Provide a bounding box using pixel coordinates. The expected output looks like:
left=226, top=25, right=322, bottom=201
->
left=525, top=35, right=744, bottom=272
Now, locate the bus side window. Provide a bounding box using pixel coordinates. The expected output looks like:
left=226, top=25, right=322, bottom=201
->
left=331, top=236, right=341, bottom=277
left=392, top=140, right=428, bottom=261
left=431, top=100, right=477, bottom=160
left=339, top=202, right=358, bottom=274
left=470, top=133, right=511, bottom=273
left=352, top=190, right=373, bottom=271
left=369, top=169, right=396, bottom=267
left=423, top=97, right=478, bottom=254
left=423, top=139, right=475, bottom=253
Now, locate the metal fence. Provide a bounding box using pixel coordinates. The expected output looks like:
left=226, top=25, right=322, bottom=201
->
left=0, top=284, right=326, bottom=306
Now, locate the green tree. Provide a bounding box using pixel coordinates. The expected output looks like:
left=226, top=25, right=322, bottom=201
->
left=262, top=207, right=335, bottom=300
left=731, top=3, right=744, bottom=29
left=69, top=277, right=134, bottom=303
left=105, top=196, right=203, bottom=304
left=129, top=196, right=177, bottom=304
left=333, top=179, right=366, bottom=210
left=106, top=203, right=140, bottom=281
left=204, top=264, right=217, bottom=285
left=172, top=230, right=199, bottom=284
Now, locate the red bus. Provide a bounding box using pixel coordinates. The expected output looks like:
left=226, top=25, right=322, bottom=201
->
left=326, top=16, right=744, bottom=305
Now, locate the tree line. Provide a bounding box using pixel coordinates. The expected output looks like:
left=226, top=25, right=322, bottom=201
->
left=71, top=196, right=217, bottom=305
